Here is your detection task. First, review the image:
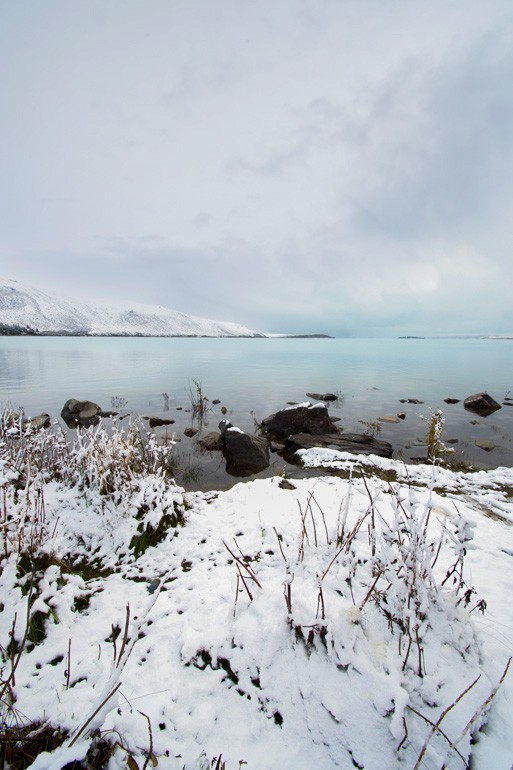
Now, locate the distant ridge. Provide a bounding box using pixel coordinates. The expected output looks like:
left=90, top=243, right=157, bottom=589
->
left=0, top=279, right=264, bottom=338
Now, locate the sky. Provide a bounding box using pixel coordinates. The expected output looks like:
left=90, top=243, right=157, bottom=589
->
left=1, top=0, right=512, bottom=337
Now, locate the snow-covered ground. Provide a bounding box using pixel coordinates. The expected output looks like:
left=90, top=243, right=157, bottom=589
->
left=0, top=279, right=263, bottom=337
left=1, top=420, right=512, bottom=769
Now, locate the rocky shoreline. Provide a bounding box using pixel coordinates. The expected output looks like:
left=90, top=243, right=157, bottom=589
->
left=14, top=390, right=508, bottom=488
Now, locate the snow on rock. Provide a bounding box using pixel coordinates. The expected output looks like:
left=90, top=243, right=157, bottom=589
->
left=0, top=278, right=263, bottom=337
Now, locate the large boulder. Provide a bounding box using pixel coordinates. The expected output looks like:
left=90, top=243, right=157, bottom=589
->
left=463, top=392, right=501, bottom=416
left=61, top=398, right=102, bottom=428
left=284, top=432, right=393, bottom=458
left=219, top=421, right=270, bottom=477
left=260, top=402, right=338, bottom=439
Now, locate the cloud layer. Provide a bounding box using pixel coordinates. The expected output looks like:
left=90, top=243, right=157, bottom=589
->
left=1, top=0, right=512, bottom=335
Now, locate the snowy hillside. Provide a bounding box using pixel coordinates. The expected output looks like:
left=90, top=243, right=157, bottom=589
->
left=0, top=279, right=263, bottom=337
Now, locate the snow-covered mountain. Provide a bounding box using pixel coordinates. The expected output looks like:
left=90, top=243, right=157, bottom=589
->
left=0, top=279, right=264, bottom=337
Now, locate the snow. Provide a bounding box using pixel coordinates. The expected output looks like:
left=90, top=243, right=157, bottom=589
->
left=1, top=422, right=513, bottom=768
left=0, top=278, right=263, bottom=337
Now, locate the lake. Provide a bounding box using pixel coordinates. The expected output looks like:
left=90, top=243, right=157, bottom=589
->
left=1, top=336, right=512, bottom=489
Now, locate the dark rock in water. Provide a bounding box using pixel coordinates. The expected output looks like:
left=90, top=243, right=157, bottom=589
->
left=212, top=399, right=221, bottom=405
left=220, top=406, right=228, bottom=415
left=399, top=398, right=424, bottom=404
left=464, top=392, right=501, bottom=416
left=284, top=432, right=393, bottom=458
left=446, top=438, right=459, bottom=444
left=219, top=420, right=270, bottom=477
left=261, top=402, right=337, bottom=439
left=147, top=417, right=175, bottom=428
left=184, top=427, right=198, bottom=438
left=444, top=398, right=460, bottom=404
left=99, top=410, right=119, bottom=418
left=397, top=413, right=406, bottom=420
left=306, top=392, right=338, bottom=402
left=25, top=413, right=51, bottom=430
left=61, top=399, right=101, bottom=428
left=198, top=432, right=224, bottom=451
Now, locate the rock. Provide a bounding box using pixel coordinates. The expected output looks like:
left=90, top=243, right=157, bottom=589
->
left=378, top=415, right=401, bottom=424
left=212, top=399, right=221, bottom=405
left=25, top=413, right=51, bottom=430
left=284, top=432, right=393, bottom=458
left=220, top=406, right=228, bottom=415
left=399, top=398, right=424, bottom=404
left=397, top=413, right=406, bottom=420
left=61, top=399, right=101, bottom=427
left=279, top=479, right=297, bottom=490
left=197, top=432, right=224, bottom=451
left=219, top=421, right=270, bottom=477
left=99, top=410, right=119, bottom=418
left=147, top=417, right=175, bottom=428
left=261, top=402, right=338, bottom=439
left=305, top=392, right=338, bottom=402
left=464, top=392, right=502, bottom=416
left=475, top=439, right=497, bottom=452
left=184, top=427, right=198, bottom=438
left=446, top=438, right=459, bottom=444
left=270, top=441, right=285, bottom=453
left=503, top=401, right=513, bottom=406
left=444, top=398, right=460, bottom=404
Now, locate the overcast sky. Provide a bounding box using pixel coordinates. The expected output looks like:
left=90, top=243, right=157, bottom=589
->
left=1, top=1, right=512, bottom=336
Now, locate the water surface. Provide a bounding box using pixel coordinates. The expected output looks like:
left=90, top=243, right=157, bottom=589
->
left=1, top=336, right=512, bottom=488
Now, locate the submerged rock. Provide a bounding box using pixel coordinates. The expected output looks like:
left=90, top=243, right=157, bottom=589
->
left=261, top=402, right=337, bottom=439
left=147, top=416, right=175, bottom=428
left=444, top=398, right=460, bottom=404
left=475, top=439, right=497, bottom=452
left=305, top=392, right=338, bottom=402
left=197, top=432, right=224, bottom=451
left=464, top=392, right=502, bottom=416
left=378, top=415, right=401, bottom=424
left=61, top=399, right=101, bottom=428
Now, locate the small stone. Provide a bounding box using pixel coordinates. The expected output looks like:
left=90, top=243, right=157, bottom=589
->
left=397, top=413, right=406, bottom=420
left=399, top=398, right=424, bottom=404
left=378, top=416, right=401, bottom=424
left=212, top=399, right=221, bottom=405
left=444, top=398, right=460, bottom=404
left=220, top=406, right=228, bottom=415
left=184, top=427, right=198, bottom=438
left=446, top=438, right=459, bottom=444
left=279, top=479, right=297, bottom=490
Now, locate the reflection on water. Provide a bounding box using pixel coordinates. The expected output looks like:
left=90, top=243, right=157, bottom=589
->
left=0, top=336, right=512, bottom=487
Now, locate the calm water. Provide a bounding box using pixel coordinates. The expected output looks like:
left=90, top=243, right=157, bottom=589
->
left=1, top=336, right=512, bottom=488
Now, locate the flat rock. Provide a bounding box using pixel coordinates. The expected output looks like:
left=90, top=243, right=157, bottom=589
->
left=378, top=415, right=401, bottom=424
left=464, top=392, right=502, bottom=416
left=261, top=402, right=338, bottom=439
left=444, top=398, right=460, bottom=404
left=184, top=427, right=198, bottom=438
left=284, top=432, right=393, bottom=458
left=399, top=398, right=424, bottom=404
left=147, top=417, right=175, bottom=428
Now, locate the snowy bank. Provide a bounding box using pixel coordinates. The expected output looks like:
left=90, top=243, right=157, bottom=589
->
left=0, top=420, right=512, bottom=769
